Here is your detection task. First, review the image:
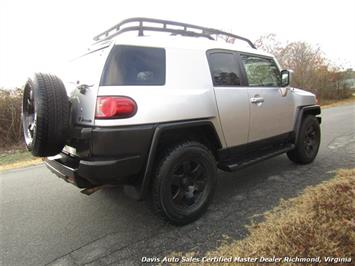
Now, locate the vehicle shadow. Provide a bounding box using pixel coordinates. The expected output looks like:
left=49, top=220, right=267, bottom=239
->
left=66, top=149, right=352, bottom=265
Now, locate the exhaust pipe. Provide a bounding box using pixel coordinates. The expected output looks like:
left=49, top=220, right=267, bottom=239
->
left=80, top=186, right=103, bottom=195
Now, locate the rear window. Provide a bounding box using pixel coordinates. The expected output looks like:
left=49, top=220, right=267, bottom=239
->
left=207, top=52, right=241, bottom=86
left=100, top=45, right=166, bottom=86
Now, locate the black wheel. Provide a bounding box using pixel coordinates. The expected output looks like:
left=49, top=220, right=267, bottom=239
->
left=22, top=73, right=69, bottom=157
left=152, top=141, right=217, bottom=225
left=287, top=115, right=320, bottom=164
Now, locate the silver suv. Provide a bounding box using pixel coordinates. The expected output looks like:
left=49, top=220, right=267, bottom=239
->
left=22, top=18, right=321, bottom=225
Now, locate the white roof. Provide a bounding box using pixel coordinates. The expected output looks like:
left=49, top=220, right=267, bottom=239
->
left=90, top=34, right=274, bottom=58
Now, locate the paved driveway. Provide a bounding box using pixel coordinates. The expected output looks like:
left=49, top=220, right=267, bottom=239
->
left=1, top=104, right=354, bottom=266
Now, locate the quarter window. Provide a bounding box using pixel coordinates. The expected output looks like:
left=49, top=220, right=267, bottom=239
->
left=208, top=52, right=241, bottom=86
left=241, top=55, right=281, bottom=87
left=101, top=46, right=166, bottom=86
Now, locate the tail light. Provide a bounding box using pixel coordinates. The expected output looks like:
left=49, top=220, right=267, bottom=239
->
left=95, top=96, right=137, bottom=119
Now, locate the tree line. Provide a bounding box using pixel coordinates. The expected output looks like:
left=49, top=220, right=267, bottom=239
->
left=255, top=34, right=354, bottom=100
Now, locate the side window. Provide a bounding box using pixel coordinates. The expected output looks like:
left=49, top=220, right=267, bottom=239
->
left=101, top=45, right=166, bottom=86
left=208, top=52, right=241, bottom=86
left=241, top=55, right=281, bottom=87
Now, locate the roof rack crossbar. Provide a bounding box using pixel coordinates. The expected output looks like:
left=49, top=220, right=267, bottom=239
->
left=93, top=17, right=256, bottom=49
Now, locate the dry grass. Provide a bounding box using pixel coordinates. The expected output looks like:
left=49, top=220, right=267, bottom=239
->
left=321, top=95, right=355, bottom=109
left=0, top=158, right=43, bottom=171
left=0, top=150, right=42, bottom=171
left=183, top=169, right=354, bottom=265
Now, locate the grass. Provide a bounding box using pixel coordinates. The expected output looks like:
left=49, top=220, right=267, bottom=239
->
left=181, top=169, right=355, bottom=265
left=321, top=95, right=355, bottom=108
left=0, top=149, right=42, bottom=171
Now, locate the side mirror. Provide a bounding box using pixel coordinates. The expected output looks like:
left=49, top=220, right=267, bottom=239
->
left=281, top=69, right=293, bottom=87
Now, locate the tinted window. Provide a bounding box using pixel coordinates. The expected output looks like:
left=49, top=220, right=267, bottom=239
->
left=208, top=52, right=241, bottom=86
left=101, top=46, right=165, bottom=86
left=241, top=55, right=281, bottom=87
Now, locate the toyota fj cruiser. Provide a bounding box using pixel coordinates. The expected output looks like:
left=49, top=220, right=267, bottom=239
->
left=22, top=18, right=321, bottom=225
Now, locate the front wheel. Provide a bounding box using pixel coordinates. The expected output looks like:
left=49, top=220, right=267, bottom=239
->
left=287, top=115, right=321, bottom=164
left=152, top=141, right=217, bottom=225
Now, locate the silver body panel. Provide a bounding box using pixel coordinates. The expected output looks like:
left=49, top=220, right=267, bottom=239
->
left=96, top=48, right=217, bottom=126
left=95, top=48, right=227, bottom=147
left=213, top=87, right=250, bottom=147
left=63, top=46, right=111, bottom=126
left=247, top=86, right=295, bottom=142
left=63, top=36, right=316, bottom=150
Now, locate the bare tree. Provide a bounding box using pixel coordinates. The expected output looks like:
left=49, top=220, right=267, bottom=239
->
left=255, top=34, right=352, bottom=100
left=279, top=42, right=325, bottom=91
left=254, top=33, right=282, bottom=56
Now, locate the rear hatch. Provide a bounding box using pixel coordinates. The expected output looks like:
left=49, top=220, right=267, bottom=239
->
left=63, top=45, right=111, bottom=126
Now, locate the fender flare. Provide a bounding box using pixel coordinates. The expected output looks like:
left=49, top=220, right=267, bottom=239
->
left=294, top=105, right=321, bottom=143
left=136, top=120, right=221, bottom=199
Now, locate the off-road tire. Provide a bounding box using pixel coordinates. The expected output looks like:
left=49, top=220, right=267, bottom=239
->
left=152, top=141, right=217, bottom=225
left=287, top=115, right=320, bottom=164
left=22, top=73, right=69, bottom=157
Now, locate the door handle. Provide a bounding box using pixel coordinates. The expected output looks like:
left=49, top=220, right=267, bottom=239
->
left=250, top=97, right=264, bottom=104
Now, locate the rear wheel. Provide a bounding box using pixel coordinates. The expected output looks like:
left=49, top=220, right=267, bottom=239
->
left=22, top=73, right=69, bottom=157
left=287, top=115, right=320, bottom=164
left=152, top=141, right=217, bottom=225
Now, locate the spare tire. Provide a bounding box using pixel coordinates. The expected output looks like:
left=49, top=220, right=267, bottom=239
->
left=22, top=73, right=69, bottom=157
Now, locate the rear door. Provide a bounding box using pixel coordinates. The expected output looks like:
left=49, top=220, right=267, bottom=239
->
left=64, top=46, right=110, bottom=126
left=207, top=50, right=249, bottom=147
left=239, top=54, right=294, bottom=142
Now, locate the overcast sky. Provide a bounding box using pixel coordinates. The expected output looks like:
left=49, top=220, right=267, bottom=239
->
left=1, top=0, right=354, bottom=88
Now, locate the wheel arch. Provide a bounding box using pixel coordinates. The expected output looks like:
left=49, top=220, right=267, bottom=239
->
left=137, top=120, right=222, bottom=199
left=294, top=105, right=321, bottom=143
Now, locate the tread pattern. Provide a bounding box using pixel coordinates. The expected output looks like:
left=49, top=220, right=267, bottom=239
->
left=27, top=73, right=69, bottom=157
left=287, top=115, right=320, bottom=164
left=152, top=141, right=217, bottom=225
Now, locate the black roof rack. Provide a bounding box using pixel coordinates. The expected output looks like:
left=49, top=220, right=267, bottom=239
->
left=93, top=17, right=256, bottom=49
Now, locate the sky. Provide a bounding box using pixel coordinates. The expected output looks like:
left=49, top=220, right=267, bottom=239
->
left=0, top=0, right=354, bottom=88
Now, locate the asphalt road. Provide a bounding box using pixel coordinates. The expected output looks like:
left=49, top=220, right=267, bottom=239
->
left=1, top=104, right=354, bottom=266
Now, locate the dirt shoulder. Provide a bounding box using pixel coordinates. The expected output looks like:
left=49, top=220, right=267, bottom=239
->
left=196, top=169, right=354, bottom=265
left=0, top=150, right=42, bottom=171
left=321, top=95, right=355, bottom=109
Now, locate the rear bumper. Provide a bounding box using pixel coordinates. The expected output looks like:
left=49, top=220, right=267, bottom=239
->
left=45, top=153, right=143, bottom=188
left=45, top=124, right=155, bottom=188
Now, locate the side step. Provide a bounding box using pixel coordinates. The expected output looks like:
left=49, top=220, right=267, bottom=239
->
left=218, top=144, right=295, bottom=172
